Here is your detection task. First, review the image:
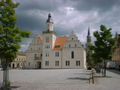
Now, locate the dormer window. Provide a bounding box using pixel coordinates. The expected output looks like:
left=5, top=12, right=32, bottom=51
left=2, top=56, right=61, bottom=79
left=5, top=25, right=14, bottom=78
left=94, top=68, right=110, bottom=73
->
left=55, top=45, right=60, bottom=48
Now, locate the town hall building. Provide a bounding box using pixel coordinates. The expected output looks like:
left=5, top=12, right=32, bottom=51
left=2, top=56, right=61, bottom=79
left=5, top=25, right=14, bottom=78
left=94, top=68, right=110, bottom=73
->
left=25, top=14, right=87, bottom=69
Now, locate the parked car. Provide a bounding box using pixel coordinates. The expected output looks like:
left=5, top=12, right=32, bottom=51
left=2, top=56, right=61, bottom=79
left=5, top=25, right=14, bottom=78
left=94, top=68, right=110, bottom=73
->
left=106, top=61, right=116, bottom=69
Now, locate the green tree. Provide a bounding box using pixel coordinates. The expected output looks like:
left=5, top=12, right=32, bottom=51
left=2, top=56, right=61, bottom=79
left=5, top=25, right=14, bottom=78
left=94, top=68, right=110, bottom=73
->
left=91, top=25, right=115, bottom=76
left=86, top=45, right=95, bottom=67
left=0, top=0, right=30, bottom=89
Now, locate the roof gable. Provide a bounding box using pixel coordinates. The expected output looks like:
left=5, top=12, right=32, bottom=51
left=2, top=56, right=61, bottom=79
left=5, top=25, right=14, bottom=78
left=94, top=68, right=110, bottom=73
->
left=37, top=34, right=43, bottom=40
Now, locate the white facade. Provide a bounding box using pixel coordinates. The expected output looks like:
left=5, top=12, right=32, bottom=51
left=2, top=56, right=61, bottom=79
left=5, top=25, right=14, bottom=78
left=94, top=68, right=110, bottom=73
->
left=26, top=35, right=43, bottom=69
left=25, top=14, right=86, bottom=69
left=10, top=53, right=26, bottom=69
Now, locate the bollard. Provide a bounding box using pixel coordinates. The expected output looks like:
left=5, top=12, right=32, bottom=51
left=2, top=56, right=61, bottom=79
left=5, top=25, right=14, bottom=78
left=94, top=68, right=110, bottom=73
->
left=89, top=69, right=95, bottom=84
left=91, top=70, right=94, bottom=84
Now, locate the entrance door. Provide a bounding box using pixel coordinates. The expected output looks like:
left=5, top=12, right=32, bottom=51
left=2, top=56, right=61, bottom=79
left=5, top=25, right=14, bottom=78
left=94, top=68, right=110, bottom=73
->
left=12, top=63, right=15, bottom=69
left=37, top=62, right=41, bottom=69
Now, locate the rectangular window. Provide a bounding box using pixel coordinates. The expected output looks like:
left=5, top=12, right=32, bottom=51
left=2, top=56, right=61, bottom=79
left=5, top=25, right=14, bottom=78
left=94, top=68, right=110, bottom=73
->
left=66, top=61, right=70, bottom=66
left=45, top=45, right=50, bottom=48
left=55, top=52, right=59, bottom=57
left=76, top=61, right=80, bottom=66
left=75, top=44, right=77, bottom=47
left=28, top=62, right=30, bottom=66
left=45, top=53, right=49, bottom=57
left=45, top=61, right=49, bottom=66
left=55, top=61, right=59, bottom=66
left=71, top=51, right=74, bottom=59
left=34, top=54, right=40, bottom=60
left=69, top=44, right=71, bottom=48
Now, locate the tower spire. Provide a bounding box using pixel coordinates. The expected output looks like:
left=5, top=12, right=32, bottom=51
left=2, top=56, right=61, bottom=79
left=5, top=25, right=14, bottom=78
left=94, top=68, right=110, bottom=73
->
left=88, top=26, right=90, bottom=36
left=87, top=26, right=91, bottom=44
left=46, top=13, right=53, bottom=23
left=43, top=13, right=54, bottom=33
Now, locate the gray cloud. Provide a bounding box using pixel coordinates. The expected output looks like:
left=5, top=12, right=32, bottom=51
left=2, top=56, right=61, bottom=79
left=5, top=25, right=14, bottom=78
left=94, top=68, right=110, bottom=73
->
left=13, top=0, right=120, bottom=51
left=73, top=0, right=120, bottom=12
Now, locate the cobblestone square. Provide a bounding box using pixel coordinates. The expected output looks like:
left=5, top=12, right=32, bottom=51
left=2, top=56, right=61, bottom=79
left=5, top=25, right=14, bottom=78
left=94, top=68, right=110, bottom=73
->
left=0, top=69, right=120, bottom=90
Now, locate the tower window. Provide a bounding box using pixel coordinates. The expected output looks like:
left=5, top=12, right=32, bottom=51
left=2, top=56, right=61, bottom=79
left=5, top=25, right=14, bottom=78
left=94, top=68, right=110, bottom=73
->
left=71, top=51, right=74, bottom=59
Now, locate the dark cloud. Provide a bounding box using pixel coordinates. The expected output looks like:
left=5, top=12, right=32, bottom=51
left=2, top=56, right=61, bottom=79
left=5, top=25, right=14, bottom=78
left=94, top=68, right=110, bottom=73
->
left=15, top=0, right=66, bottom=12
left=72, top=0, right=120, bottom=12
left=13, top=0, right=120, bottom=51
left=16, top=12, right=45, bottom=32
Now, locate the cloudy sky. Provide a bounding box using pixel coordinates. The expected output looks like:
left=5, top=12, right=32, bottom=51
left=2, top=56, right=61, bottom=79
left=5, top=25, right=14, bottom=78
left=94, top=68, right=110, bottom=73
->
left=13, top=0, right=120, bottom=51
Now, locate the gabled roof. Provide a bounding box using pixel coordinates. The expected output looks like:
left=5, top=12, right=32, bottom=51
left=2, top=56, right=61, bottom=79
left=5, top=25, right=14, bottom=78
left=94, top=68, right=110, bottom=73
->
left=54, top=36, right=68, bottom=50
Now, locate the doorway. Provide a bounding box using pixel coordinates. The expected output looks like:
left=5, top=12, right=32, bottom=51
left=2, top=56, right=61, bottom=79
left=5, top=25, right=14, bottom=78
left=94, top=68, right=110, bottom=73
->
left=37, top=62, right=41, bottom=69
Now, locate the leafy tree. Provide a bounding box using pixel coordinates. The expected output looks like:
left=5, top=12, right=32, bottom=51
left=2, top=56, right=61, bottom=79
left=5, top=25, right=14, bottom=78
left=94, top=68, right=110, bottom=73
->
left=86, top=45, right=95, bottom=67
left=0, top=0, right=30, bottom=89
left=91, top=25, right=115, bottom=76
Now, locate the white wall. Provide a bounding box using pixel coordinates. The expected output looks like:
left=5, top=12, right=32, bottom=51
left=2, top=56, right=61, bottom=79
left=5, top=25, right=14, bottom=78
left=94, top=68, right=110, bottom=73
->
left=26, top=35, right=43, bottom=69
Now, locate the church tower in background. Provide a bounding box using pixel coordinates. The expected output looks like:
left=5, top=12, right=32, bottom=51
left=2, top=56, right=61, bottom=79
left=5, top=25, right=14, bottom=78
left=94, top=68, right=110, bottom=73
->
left=87, top=27, right=91, bottom=44
left=86, top=27, right=92, bottom=66
left=86, top=27, right=92, bottom=53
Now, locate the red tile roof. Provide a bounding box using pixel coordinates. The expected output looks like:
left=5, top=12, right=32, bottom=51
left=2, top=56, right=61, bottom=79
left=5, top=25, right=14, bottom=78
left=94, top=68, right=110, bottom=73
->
left=54, top=36, right=68, bottom=50
left=35, top=34, right=68, bottom=50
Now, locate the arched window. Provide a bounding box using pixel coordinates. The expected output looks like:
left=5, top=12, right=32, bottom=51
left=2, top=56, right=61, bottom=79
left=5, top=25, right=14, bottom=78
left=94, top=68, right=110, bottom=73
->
left=71, top=51, right=74, bottom=59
